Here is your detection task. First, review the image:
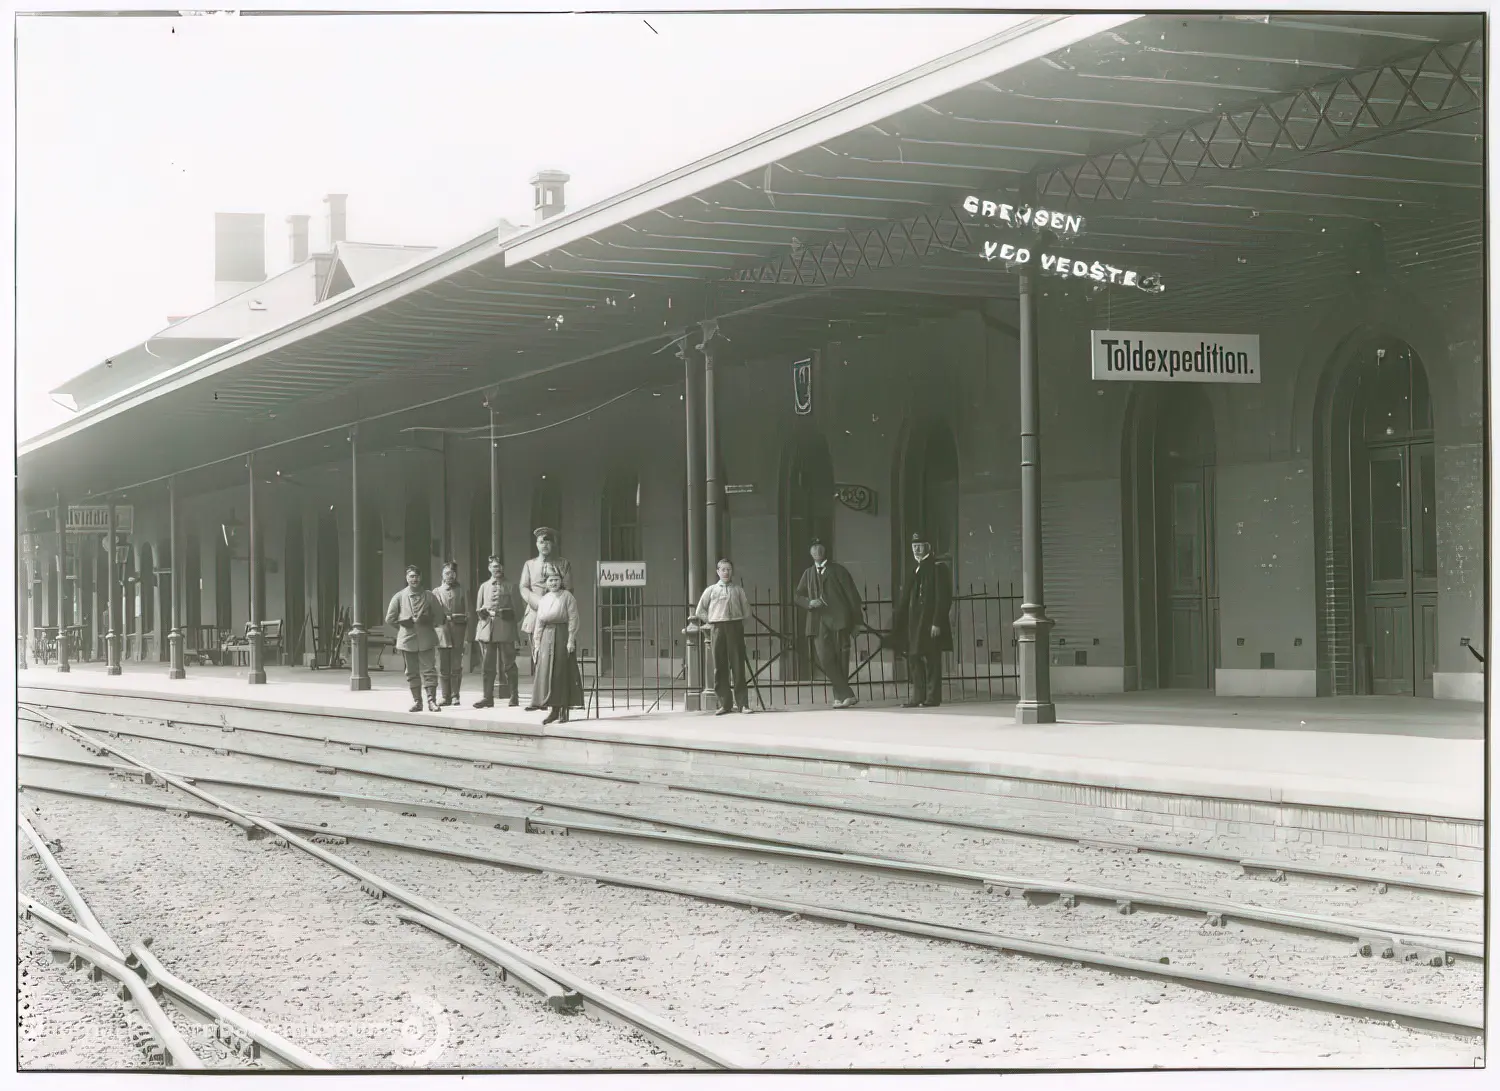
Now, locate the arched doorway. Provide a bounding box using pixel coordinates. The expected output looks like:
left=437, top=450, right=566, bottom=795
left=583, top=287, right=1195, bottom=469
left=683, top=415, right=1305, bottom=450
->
left=184, top=533, right=201, bottom=631
left=780, top=431, right=834, bottom=680
left=158, top=538, right=173, bottom=662
left=1316, top=336, right=1437, bottom=696
left=600, top=473, right=643, bottom=674
left=316, top=509, right=339, bottom=657
left=361, top=507, right=384, bottom=627
left=530, top=475, right=563, bottom=553
left=468, top=484, right=502, bottom=585
left=137, top=543, right=156, bottom=661
left=283, top=511, right=305, bottom=664
left=894, top=419, right=960, bottom=587
left=214, top=531, right=232, bottom=634
left=403, top=494, right=431, bottom=589
left=1123, top=386, right=1218, bottom=690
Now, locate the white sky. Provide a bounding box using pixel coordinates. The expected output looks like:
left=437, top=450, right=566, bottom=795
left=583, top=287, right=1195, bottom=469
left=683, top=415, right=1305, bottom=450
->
left=15, top=7, right=1023, bottom=440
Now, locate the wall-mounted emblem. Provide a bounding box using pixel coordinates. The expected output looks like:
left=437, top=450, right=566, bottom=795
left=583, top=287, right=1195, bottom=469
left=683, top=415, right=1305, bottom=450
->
left=833, top=484, right=876, bottom=514
left=792, top=356, right=814, bottom=416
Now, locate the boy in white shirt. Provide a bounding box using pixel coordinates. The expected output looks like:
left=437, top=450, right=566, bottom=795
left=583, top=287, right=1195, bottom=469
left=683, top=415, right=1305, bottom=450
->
left=694, top=559, right=752, bottom=715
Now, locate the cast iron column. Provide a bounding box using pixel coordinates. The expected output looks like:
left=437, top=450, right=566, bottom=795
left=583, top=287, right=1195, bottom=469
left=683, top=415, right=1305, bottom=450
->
left=55, top=493, right=69, bottom=673
left=246, top=453, right=266, bottom=684
left=105, top=498, right=121, bottom=675
left=699, top=321, right=721, bottom=712
left=681, top=336, right=706, bottom=711
left=1013, top=269, right=1056, bottom=723
left=348, top=426, right=370, bottom=690
left=167, top=477, right=185, bottom=679
left=488, top=397, right=502, bottom=561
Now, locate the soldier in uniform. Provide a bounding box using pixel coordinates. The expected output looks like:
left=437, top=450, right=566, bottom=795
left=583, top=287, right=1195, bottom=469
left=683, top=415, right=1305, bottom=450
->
left=519, top=527, right=572, bottom=643
left=793, top=537, right=864, bottom=709
left=889, top=532, right=953, bottom=708
left=433, top=560, right=468, bottom=706
left=472, top=555, right=521, bottom=708
left=385, top=564, right=448, bottom=712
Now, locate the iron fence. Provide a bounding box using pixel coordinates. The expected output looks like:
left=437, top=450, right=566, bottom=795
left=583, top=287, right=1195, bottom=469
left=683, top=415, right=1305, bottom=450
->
left=584, top=581, right=1022, bottom=714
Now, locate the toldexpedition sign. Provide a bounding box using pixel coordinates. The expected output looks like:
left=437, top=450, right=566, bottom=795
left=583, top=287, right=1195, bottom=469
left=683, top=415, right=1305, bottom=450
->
left=597, top=561, right=647, bottom=587
left=1091, top=330, right=1261, bottom=384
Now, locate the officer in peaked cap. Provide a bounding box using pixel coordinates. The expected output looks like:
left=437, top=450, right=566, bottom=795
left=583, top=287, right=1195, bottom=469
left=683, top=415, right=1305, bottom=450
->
left=519, top=526, right=572, bottom=642
left=889, top=532, right=953, bottom=708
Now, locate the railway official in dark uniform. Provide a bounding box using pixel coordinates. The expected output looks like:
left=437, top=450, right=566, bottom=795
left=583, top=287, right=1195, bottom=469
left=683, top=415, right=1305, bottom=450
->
left=794, top=538, right=864, bottom=709
left=433, top=560, right=468, bottom=706
left=473, top=556, right=521, bottom=708
left=889, top=532, right=953, bottom=708
left=386, top=564, right=448, bottom=713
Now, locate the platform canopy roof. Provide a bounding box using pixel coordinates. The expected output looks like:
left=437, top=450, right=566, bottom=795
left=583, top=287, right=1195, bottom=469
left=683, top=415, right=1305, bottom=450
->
left=19, top=11, right=1484, bottom=505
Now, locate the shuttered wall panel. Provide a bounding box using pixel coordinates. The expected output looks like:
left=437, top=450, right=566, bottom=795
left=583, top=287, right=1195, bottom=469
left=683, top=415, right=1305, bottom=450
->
left=1039, top=478, right=1125, bottom=668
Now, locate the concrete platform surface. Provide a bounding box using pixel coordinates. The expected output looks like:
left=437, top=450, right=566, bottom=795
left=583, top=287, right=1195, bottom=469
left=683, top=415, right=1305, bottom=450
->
left=16, top=664, right=1486, bottom=821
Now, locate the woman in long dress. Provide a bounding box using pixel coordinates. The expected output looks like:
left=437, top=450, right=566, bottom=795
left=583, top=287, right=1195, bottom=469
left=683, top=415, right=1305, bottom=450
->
left=527, top=566, right=584, bottom=723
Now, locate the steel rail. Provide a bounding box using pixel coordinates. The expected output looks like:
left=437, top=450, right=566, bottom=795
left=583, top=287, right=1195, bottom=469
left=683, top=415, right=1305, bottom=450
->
left=19, top=717, right=838, bottom=851
left=22, top=701, right=1481, bottom=897
left=31, top=715, right=745, bottom=1071
left=21, top=770, right=1477, bottom=962
left=19, top=740, right=1481, bottom=956
left=19, top=812, right=124, bottom=959
left=21, top=775, right=1482, bottom=1040
left=393, top=910, right=581, bottom=1012
left=125, top=943, right=335, bottom=1070
left=41, top=939, right=206, bottom=1068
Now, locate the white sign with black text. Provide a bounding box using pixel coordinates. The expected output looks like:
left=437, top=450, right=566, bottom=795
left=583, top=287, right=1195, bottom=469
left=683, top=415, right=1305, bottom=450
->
left=1091, top=330, right=1261, bottom=384
left=597, top=561, right=647, bottom=588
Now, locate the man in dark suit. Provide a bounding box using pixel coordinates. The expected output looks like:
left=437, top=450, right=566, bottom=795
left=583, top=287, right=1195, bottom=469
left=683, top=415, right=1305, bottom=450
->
left=794, top=538, right=864, bottom=709
left=889, top=532, right=953, bottom=708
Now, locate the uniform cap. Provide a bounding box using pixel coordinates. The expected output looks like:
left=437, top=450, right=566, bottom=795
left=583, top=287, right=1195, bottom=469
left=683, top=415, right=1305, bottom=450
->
left=532, top=526, right=558, bottom=542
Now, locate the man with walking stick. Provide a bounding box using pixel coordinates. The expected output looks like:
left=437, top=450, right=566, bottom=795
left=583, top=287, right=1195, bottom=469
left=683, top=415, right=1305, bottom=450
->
left=794, top=538, right=863, bottom=709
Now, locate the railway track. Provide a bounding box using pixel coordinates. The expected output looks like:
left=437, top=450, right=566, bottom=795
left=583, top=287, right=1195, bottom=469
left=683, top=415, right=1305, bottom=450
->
left=21, top=698, right=1482, bottom=900
left=19, top=810, right=330, bottom=1069
left=19, top=718, right=743, bottom=1069
left=21, top=706, right=1485, bottom=1042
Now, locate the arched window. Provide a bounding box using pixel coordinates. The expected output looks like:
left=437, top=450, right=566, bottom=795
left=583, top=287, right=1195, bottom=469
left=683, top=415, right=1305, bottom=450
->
left=403, top=494, right=431, bottom=589
left=1315, top=334, right=1438, bottom=697
left=362, top=507, right=384, bottom=626
left=530, top=475, right=563, bottom=552
left=599, top=473, right=642, bottom=672
left=895, top=419, right=960, bottom=585
left=780, top=432, right=835, bottom=681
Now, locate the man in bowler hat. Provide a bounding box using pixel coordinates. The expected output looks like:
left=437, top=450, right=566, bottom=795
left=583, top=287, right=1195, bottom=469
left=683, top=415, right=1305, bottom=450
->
left=889, top=532, right=953, bottom=707
left=794, top=538, right=864, bottom=708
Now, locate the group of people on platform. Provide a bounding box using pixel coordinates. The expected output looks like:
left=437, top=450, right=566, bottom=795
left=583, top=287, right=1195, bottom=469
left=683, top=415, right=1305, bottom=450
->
left=384, top=525, right=582, bottom=723
left=385, top=524, right=953, bottom=720
left=691, top=532, right=954, bottom=715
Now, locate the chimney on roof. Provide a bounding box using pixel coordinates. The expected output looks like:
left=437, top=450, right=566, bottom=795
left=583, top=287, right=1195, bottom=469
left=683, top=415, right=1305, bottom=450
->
left=288, top=214, right=311, bottom=264
left=324, top=193, right=348, bottom=248
left=531, top=170, right=569, bottom=224
left=214, top=212, right=267, bottom=303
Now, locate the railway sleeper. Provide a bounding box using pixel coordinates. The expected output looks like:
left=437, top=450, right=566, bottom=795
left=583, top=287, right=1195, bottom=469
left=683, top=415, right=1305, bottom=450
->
left=1241, top=865, right=1288, bottom=883
left=528, top=820, right=571, bottom=838
left=215, top=1019, right=259, bottom=1059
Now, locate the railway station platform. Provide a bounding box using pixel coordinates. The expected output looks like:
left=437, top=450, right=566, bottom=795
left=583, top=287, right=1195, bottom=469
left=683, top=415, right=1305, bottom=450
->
left=17, top=663, right=1486, bottom=861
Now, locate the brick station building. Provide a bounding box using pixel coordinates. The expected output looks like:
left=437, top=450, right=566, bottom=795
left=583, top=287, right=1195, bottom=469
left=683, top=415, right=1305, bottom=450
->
left=18, top=12, right=1486, bottom=711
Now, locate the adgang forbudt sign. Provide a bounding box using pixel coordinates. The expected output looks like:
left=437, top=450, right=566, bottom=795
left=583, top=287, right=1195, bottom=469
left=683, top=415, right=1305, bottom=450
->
left=597, top=561, right=647, bottom=587
left=1091, top=330, right=1261, bottom=384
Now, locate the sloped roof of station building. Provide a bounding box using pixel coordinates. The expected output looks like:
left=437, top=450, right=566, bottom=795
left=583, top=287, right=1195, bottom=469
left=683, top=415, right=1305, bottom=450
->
left=19, top=11, right=1484, bottom=502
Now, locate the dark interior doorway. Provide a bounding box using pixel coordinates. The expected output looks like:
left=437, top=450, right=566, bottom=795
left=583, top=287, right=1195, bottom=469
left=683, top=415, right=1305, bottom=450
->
left=895, top=419, right=960, bottom=585
left=316, top=509, right=339, bottom=652
left=1352, top=342, right=1437, bottom=696
left=1124, top=386, right=1218, bottom=690
left=780, top=431, right=835, bottom=680
left=283, top=511, right=305, bottom=663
